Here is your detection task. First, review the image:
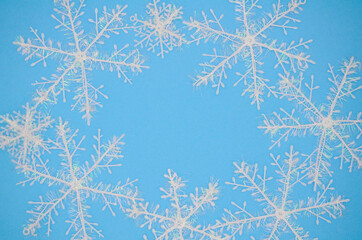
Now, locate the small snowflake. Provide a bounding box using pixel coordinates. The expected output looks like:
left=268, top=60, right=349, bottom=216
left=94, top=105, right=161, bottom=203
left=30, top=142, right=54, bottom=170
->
left=259, top=57, right=362, bottom=189
left=0, top=103, right=52, bottom=166
left=15, top=118, right=139, bottom=239
left=215, top=146, right=348, bottom=239
left=185, top=0, right=314, bottom=108
left=130, top=0, right=186, bottom=58
left=14, top=0, right=147, bottom=125
left=127, top=169, right=223, bottom=240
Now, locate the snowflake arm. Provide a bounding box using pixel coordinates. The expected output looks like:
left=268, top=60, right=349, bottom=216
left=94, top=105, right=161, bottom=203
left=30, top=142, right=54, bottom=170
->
left=259, top=108, right=318, bottom=149
left=86, top=5, right=130, bottom=47
left=185, top=10, right=242, bottom=45
left=253, top=0, right=306, bottom=36
left=256, top=39, right=313, bottom=73
left=288, top=180, right=348, bottom=225
left=326, top=57, right=361, bottom=117
left=87, top=45, right=145, bottom=83
left=14, top=28, right=74, bottom=67
left=330, top=127, right=362, bottom=170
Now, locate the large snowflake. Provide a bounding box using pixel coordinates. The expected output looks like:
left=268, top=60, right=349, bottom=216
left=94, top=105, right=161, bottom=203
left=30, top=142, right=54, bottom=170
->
left=0, top=103, right=52, bottom=166
left=15, top=119, right=139, bottom=239
left=185, top=0, right=314, bottom=108
left=127, top=169, right=222, bottom=240
left=259, top=57, right=362, bottom=189
left=130, top=0, right=186, bottom=58
left=14, top=0, right=147, bottom=125
left=215, top=147, right=348, bottom=239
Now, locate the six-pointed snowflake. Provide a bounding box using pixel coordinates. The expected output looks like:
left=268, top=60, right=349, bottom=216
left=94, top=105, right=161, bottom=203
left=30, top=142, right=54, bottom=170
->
left=259, top=57, right=362, bottom=189
left=15, top=118, right=140, bottom=239
left=0, top=103, right=52, bottom=166
left=185, top=0, right=314, bottom=108
left=130, top=0, right=186, bottom=58
left=127, top=169, right=222, bottom=240
left=14, top=0, right=147, bottom=125
left=215, top=147, right=348, bottom=239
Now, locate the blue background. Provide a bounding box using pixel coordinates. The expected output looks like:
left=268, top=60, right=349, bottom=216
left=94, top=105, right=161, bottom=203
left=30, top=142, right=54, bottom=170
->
left=0, top=0, right=361, bottom=239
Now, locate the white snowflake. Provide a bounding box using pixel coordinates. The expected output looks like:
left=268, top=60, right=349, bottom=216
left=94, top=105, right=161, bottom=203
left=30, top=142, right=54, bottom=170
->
left=0, top=103, right=52, bottom=166
left=15, top=118, right=139, bottom=239
left=259, top=57, right=362, bottom=189
left=185, top=0, right=314, bottom=108
left=130, top=0, right=186, bottom=58
left=215, top=146, right=348, bottom=239
left=127, top=169, right=223, bottom=240
left=14, top=0, right=147, bottom=125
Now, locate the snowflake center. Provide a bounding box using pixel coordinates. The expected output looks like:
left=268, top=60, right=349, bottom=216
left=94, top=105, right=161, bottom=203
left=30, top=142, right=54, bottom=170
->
left=174, top=217, right=187, bottom=228
left=75, top=51, right=87, bottom=62
left=154, top=20, right=167, bottom=34
left=275, top=209, right=287, bottom=220
left=71, top=179, right=83, bottom=190
left=22, top=126, right=31, bottom=138
left=244, top=34, right=255, bottom=45
left=321, top=117, right=334, bottom=129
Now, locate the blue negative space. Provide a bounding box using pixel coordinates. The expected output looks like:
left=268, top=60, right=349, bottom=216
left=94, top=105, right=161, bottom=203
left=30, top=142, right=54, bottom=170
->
left=0, top=0, right=361, bottom=239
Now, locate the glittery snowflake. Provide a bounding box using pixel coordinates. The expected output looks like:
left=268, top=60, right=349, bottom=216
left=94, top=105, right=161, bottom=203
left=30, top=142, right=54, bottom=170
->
left=130, top=0, right=186, bottom=58
left=185, top=0, right=314, bottom=108
left=14, top=0, right=147, bottom=125
left=0, top=103, right=52, bottom=166
left=259, top=57, right=362, bottom=189
left=15, top=118, right=139, bottom=239
left=127, top=169, right=223, bottom=240
left=215, top=147, right=348, bottom=239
